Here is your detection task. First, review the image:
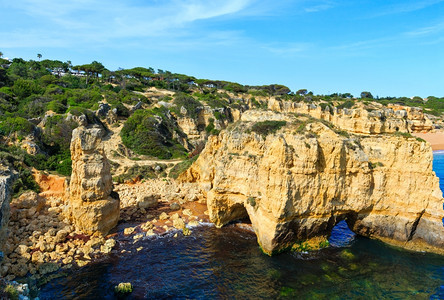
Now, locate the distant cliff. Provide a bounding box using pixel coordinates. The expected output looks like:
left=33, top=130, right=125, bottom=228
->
left=180, top=111, right=444, bottom=255
left=268, top=99, right=433, bottom=134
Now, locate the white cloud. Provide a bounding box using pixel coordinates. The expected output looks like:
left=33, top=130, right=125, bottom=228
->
left=405, top=21, right=444, bottom=36
left=0, top=0, right=257, bottom=47
left=375, top=0, right=444, bottom=16
left=304, top=1, right=335, bottom=13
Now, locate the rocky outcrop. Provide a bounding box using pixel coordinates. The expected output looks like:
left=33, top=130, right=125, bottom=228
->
left=177, top=106, right=237, bottom=144
left=0, top=167, right=16, bottom=255
left=67, top=126, right=119, bottom=236
left=268, top=99, right=433, bottom=134
left=181, top=111, right=444, bottom=255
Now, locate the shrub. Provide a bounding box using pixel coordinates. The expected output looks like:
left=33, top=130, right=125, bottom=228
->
left=46, top=100, right=67, bottom=114
left=251, top=120, right=287, bottom=136
left=172, top=94, right=202, bottom=119
left=393, top=131, right=413, bottom=139
left=336, top=100, right=354, bottom=110
left=0, top=146, right=40, bottom=196
left=12, top=165, right=40, bottom=196
left=114, top=103, right=130, bottom=117
left=0, top=117, right=34, bottom=138
left=247, top=197, right=256, bottom=207
left=66, top=89, right=102, bottom=109
left=12, top=78, right=42, bottom=99
left=369, top=162, right=384, bottom=169
left=121, top=109, right=188, bottom=159
left=168, top=156, right=198, bottom=179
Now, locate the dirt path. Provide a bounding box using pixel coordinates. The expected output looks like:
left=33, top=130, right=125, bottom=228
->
left=102, top=123, right=182, bottom=176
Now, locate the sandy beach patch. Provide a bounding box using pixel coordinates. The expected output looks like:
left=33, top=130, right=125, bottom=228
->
left=413, top=132, right=444, bottom=151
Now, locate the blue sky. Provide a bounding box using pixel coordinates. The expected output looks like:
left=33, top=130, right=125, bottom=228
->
left=1, top=0, right=444, bottom=97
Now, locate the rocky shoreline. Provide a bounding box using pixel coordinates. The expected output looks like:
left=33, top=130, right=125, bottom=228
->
left=0, top=178, right=208, bottom=287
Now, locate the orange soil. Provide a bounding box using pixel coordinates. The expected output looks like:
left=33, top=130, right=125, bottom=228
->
left=33, top=169, right=67, bottom=197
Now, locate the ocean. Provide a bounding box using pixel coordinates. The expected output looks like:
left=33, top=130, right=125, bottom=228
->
left=39, top=153, right=444, bottom=299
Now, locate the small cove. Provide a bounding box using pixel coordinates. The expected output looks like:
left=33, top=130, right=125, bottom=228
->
left=39, top=152, right=444, bottom=299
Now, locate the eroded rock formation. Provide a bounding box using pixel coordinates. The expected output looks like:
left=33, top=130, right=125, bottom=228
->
left=67, top=126, right=119, bottom=236
left=180, top=111, right=444, bottom=255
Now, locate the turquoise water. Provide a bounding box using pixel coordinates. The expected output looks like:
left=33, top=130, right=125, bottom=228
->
left=434, top=151, right=444, bottom=197
left=39, top=153, right=444, bottom=299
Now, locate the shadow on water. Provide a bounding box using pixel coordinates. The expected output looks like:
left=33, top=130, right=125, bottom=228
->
left=39, top=224, right=444, bottom=299
left=39, top=152, right=444, bottom=299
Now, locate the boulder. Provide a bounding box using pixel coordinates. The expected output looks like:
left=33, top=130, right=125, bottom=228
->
left=137, top=194, right=160, bottom=209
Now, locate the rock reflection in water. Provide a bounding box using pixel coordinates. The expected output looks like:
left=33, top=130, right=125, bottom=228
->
left=40, top=225, right=444, bottom=299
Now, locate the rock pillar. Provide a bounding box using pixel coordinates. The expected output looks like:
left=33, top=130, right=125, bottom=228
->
left=68, top=126, right=119, bottom=235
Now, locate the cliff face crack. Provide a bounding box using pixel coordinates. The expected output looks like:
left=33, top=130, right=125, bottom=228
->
left=407, top=209, right=425, bottom=242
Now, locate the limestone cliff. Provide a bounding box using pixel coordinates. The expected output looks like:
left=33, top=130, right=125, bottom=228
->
left=180, top=111, right=444, bottom=255
left=268, top=99, right=433, bottom=134
left=0, top=167, right=16, bottom=254
left=67, top=126, right=119, bottom=236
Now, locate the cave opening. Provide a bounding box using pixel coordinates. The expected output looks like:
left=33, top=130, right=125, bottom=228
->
left=328, top=220, right=356, bottom=247
left=226, top=203, right=252, bottom=225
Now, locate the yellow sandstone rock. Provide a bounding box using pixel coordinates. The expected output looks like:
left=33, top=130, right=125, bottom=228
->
left=66, top=126, right=120, bottom=236
left=180, top=112, right=444, bottom=255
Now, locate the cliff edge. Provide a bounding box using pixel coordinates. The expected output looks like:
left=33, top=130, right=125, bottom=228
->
left=180, top=111, right=444, bottom=255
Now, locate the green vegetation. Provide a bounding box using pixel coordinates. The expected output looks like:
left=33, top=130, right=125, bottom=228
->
left=114, top=282, right=133, bottom=296
left=4, top=284, right=19, bottom=300
left=113, top=164, right=167, bottom=183
left=120, top=108, right=188, bottom=159
left=251, top=120, right=287, bottom=137
left=171, top=94, right=202, bottom=119
left=0, top=145, right=40, bottom=196
left=336, top=100, right=355, bottom=110
left=392, top=131, right=414, bottom=139
left=318, top=240, right=330, bottom=248
left=247, top=196, right=256, bottom=207
left=291, top=241, right=313, bottom=252
left=1, top=53, right=444, bottom=197
left=369, top=162, right=384, bottom=169
left=168, top=156, right=198, bottom=179
left=0, top=117, right=34, bottom=139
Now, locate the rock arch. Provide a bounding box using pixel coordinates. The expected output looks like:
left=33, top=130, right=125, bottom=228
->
left=181, top=118, right=444, bottom=255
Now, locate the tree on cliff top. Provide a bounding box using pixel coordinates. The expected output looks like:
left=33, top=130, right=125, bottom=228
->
left=360, top=91, right=373, bottom=99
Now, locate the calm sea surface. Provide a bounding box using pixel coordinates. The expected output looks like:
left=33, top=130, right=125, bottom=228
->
left=40, top=153, right=444, bottom=299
